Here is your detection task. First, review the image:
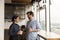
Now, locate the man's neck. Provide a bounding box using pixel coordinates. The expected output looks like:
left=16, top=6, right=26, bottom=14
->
left=29, top=17, right=34, bottom=21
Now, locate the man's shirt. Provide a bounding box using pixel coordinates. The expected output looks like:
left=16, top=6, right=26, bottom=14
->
left=26, top=19, right=42, bottom=40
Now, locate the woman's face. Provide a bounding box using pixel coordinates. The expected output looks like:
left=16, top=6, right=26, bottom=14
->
left=15, top=17, right=20, bottom=23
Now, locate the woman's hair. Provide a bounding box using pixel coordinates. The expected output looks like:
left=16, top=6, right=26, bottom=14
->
left=12, top=15, right=19, bottom=22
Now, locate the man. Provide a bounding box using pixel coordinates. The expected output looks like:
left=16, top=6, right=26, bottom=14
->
left=26, top=11, right=42, bottom=40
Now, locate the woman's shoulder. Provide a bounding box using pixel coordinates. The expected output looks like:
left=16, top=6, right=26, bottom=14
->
left=10, top=23, right=19, bottom=27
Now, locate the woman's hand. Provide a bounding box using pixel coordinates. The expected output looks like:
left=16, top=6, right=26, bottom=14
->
left=17, top=30, right=23, bottom=35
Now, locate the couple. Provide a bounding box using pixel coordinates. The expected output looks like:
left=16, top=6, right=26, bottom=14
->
left=9, top=11, right=42, bottom=40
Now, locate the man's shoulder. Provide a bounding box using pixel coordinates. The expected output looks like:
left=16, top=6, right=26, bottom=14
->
left=33, top=20, right=38, bottom=22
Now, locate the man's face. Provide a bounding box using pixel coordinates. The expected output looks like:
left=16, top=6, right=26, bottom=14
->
left=27, top=13, right=32, bottom=20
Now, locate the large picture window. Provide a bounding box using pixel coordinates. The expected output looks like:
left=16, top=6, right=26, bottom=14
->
left=50, top=0, right=60, bottom=34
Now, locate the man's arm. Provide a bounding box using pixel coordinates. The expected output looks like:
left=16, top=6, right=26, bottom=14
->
left=29, top=21, right=42, bottom=32
left=28, top=28, right=38, bottom=32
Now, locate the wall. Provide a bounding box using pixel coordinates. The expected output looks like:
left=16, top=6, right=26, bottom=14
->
left=5, top=0, right=11, bottom=3
left=0, top=0, right=4, bottom=40
left=5, top=5, right=27, bottom=28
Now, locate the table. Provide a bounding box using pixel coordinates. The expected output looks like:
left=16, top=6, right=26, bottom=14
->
left=38, top=30, right=60, bottom=40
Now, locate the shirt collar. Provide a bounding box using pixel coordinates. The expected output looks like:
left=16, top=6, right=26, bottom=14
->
left=29, top=17, right=35, bottom=22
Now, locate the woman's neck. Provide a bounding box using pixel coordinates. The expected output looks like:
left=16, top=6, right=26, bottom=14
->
left=13, top=22, right=17, bottom=24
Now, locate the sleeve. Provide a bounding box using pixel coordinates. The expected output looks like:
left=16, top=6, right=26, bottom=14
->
left=36, top=21, right=42, bottom=31
left=8, top=25, right=14, bottom=35
left=14, top=25, right=20, bottom=35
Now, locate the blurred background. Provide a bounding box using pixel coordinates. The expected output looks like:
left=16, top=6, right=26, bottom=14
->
left=4, top=0, right=60, bottom=40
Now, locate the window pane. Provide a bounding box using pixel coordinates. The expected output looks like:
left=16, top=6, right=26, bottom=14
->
left=50, top=0, right=60, bottom=34
left=40, top=9, right=45, bottom=30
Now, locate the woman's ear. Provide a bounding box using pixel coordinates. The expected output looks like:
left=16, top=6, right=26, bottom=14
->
left=14, top=19, right=16, bottom=21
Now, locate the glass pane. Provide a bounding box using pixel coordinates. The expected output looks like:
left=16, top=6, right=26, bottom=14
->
left=50, top=0, right=60, bottom=34
left=40, top=9, right=45, bottom=30
left=31, top=0, right=46, bottom=30
left=39, top=0, right=46, bottom=30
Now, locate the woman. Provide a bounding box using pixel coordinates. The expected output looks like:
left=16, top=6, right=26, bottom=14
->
left=8, top=15, right=20, bottom=40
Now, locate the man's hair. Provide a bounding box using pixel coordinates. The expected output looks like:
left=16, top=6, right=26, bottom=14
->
left=12, top=15, right=19, bottom=22
left=26, top=11, right=34, bottom=16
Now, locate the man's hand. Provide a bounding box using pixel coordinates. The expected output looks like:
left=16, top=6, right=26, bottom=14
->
left=28, top=28, right=38, bottom=32
left=28, top=28, right=33, bottom=32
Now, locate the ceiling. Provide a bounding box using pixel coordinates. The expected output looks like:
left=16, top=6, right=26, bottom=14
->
left=5, top=0, right=41, bottom=4
left=5, top=0, right=32, bottom=4
left=12, top=0, right=32, bottom=4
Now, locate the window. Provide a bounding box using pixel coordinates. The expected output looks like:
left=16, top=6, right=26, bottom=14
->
left=50, top=0, right=60, bottom=34
left=37, top=0, right=46, bottom=30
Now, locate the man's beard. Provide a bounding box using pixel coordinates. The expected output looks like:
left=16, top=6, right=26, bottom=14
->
left=28, top=17, right=31, bottom=20
left=28, top=17, right=30, bottom=19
